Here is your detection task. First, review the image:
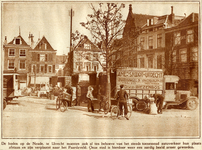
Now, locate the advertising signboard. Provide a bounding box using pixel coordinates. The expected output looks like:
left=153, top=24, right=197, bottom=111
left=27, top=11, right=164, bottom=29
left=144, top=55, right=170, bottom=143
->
left=116, top=68, right=164, bottom=90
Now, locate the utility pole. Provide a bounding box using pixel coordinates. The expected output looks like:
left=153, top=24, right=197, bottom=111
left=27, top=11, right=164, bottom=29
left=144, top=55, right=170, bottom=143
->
left=69, top=8, right=74, bottom=51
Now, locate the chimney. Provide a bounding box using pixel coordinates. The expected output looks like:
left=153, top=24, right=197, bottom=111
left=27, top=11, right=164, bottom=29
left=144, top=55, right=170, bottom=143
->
left=28, top=33, right=35, bottom=48
left=129, top=4, right=132, bottom=13
left=4, top=36, right=7, bottom=45
left=170, top=6, right=175, bottom=24
left=171, top=6, right=173, bottom=14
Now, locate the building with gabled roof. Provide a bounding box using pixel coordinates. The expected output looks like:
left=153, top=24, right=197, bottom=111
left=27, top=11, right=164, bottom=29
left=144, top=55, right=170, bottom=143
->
left=120, top=5, right=185, bottom=70
left=28, top=36, right=57, bottom=87
left=3, top=34, right=32, bottom=90
left=65, top=36, right=104, bottom=86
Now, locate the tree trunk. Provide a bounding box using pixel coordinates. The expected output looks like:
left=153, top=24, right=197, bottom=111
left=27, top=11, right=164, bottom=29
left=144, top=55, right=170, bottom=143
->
left=106, top=67, right=111, bottom=106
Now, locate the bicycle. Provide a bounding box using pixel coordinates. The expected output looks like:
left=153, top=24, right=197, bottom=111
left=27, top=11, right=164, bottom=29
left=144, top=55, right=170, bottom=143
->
left=99, top=95, right=110, bottom=114
left=111, top=100, right=132, bottom=119
left=56, top=93, right=69, bottom=112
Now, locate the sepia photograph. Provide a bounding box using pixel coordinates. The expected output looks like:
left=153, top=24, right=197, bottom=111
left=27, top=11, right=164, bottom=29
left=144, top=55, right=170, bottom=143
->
left=1, top=0, right=201, bottom=149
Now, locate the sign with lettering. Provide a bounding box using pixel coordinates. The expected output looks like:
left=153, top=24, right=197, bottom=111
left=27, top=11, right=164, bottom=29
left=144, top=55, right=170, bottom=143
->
left=116, top=68, right=164, bottom=90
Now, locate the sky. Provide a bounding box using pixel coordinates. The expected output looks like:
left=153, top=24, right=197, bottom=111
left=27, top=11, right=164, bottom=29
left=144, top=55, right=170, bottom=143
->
left=2, top=1, right=200, bottom=55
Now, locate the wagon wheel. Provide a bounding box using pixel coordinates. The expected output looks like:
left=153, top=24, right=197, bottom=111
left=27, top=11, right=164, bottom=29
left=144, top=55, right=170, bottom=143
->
left=111, top=106, right=119, bottom=119
left=56, top=98, right=60, bottom=110
left=104, top=102, right=109, bottom=115
left=60, top=100, right=68, bottom=112
left=3, top=100, right=7, bottom=110
left=127, top=104, right=132, bottom=118
left=186, top=99, right=198, bottom=110
left=136, top=101, right=147, bottom=111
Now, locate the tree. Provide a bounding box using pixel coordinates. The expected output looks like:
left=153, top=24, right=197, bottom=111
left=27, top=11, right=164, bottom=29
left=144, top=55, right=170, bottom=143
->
left=80, top=3, right=126, bottom=104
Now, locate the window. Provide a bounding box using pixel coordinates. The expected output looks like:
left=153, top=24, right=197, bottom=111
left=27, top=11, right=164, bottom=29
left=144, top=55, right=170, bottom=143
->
left=187, top=29, right=194, bottom=43
left=40, top=65, right=45, bottom=73
left=140, top=37, right=145, bottom=50
left=32, top=65, right=36, bottom=73
left=172, top=50, right=177, bottom=63
left=148, top=36, right=153, bottom=49
left=157, top=34, right=162, bottom=48
left=8, top=59, right=14, bottom=69
left=15, top=38, right=20, bottom=44
left=93, top=53, right=98, bottom=61
left=85, top=53, right=91, bottom=60
left=166, top=83, right=175, bottom=90
left=174, top=32, right=181, bottom=45
left=84, top=44, right=91, bottom=49
left=9, top=49, right=15, bottom=56
left=40, top=54, right=45, bottom=61
left=20, top=50, right=26, bottom=56
left=179, top=48, right=187, bottom=62
left=148, top=56, right=153, bottom=68
left=85, top=62, right=91, bottom=71
left=20, top=60, right=26, bottom=69
left=48, top=66, right=52, bottom=73
left=157, top=55, right=162, bottom=69
left=140, top=58, right=144, bottom=68
left=191, top=47, right=198, bottom=62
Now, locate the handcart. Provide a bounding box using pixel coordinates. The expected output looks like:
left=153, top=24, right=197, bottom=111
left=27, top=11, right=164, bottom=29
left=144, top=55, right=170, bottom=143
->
left=56, top=92, right=71, bottom=112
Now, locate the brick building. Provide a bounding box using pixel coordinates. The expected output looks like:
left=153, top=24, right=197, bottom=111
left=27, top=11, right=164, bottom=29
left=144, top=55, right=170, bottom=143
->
left=165, top=13, right=198, bottom=94
left=28, top=36, right=57, bottom=87
left=3, top=34, right=31, bottom=89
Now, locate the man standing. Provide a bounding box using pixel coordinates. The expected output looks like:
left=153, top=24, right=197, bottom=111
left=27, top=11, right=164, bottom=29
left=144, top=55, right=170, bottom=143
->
left=115, top=84, right=129, bottom=120
left=153, top=94, right=164, bottom=114
left=76, top=84, right=81, bottom=106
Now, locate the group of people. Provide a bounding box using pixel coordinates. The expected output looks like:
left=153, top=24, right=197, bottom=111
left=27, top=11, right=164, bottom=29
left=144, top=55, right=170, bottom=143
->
left=115, top=84, right=165, bottom=119
left=56, top=83, right=165, bottom=117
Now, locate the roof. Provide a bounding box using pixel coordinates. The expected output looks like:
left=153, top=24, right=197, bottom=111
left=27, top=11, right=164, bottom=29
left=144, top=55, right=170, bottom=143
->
left=33, top=36, right=56, bottom=51
left=74, top=36, right=101, bottom=52
left=177, top=13, right=198, bottom=27
left=7, top=35, right=30, bottom=47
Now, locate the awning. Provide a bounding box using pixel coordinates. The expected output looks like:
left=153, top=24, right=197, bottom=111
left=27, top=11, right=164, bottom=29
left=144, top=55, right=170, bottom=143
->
left=31, top=76, right=49, bottom=84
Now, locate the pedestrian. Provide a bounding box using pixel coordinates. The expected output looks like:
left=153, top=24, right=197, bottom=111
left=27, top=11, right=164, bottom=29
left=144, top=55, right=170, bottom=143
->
left=76, top=83, right=81, bottom=106
left=153, top=94, right=164, bottom=114
left=86, top=86, right=94, bottom=112
left=115, top=84, right=129, bottom=120
left=65, top=85, right=73, bottom=107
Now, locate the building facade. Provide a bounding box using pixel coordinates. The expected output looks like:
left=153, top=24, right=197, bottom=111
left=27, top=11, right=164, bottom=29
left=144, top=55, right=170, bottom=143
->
left=66, top=36, right=104, bottom=86
left=28, top=36, right=57, bottom=87
left=3, top=35, right=31, bottom=89
left=165, top=13, right=198, bottom=93
left=121, top=5, right=184, bottom=71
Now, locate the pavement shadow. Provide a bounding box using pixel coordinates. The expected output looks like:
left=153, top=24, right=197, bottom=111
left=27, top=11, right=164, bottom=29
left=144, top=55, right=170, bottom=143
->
left=83, top=111, right=112, bottom=120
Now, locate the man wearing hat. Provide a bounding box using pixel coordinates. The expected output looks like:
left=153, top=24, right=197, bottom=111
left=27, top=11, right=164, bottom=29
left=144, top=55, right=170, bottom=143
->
left=115, top=84, right=129, bottom=120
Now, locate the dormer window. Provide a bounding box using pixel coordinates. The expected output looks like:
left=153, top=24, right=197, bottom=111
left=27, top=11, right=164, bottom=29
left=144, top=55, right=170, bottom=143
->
left=16, top=38, right=20, bottom=44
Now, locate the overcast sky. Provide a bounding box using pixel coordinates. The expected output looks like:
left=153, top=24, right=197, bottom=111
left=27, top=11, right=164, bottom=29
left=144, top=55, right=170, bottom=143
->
left=2, top=1, right=199, bottom=55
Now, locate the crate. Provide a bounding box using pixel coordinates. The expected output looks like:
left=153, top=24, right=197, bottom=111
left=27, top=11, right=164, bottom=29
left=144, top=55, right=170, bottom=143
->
left=62, top=93, right=71, bottom=101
